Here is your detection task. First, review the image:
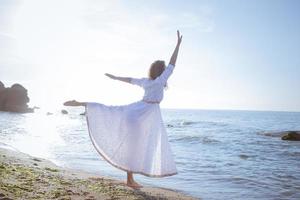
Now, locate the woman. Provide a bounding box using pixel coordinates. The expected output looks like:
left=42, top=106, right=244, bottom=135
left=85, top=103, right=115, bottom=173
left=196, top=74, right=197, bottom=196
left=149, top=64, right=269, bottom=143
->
left=64, top=30, right=183, bottom=189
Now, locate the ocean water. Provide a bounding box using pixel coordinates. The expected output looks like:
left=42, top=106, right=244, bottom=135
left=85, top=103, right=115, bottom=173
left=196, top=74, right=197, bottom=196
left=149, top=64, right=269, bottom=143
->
left=0, top=108, right=300, bottom=200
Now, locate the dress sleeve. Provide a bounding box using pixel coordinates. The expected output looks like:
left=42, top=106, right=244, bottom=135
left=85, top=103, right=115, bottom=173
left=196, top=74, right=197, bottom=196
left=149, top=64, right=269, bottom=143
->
left=156, top=64, right=175, bottom=84
left=130, top=78, right=146, bottom=87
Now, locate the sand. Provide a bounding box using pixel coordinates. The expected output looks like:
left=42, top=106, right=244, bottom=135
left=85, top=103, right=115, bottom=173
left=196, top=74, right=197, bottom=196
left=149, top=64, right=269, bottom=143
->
left=0, top=146, right=197, bottom=200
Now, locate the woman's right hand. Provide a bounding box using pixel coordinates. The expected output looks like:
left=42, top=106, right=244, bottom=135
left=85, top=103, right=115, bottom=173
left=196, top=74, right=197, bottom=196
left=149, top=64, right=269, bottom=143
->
left=105, top=73, right=116, bottom=79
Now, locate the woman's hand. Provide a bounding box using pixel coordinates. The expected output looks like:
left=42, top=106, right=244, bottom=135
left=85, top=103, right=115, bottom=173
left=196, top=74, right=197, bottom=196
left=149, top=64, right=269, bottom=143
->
left=169, top=30, right=182, bottom=66
left=105, top=73, right=116, bottom=80
left=177, top=30, right=183, bottom=45
left=105, top=73, right=131, bottom=83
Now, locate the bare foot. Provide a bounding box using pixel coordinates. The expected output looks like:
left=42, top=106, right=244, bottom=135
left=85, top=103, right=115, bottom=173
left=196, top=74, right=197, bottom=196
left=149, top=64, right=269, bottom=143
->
left=127, top=181, right=143, bottom=189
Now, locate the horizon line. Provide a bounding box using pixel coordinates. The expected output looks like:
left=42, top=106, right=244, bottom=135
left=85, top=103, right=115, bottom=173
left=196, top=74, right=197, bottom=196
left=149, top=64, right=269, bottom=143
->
left=161, top=107, right=300, bottom=113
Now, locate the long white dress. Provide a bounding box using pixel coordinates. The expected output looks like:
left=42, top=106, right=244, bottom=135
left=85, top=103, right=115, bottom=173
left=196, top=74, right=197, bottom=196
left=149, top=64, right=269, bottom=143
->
left=85, top=64, right=177, bottom=177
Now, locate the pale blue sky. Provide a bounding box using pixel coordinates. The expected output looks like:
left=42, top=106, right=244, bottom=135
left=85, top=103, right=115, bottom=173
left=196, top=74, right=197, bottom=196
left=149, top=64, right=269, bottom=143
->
left=0, top=0, right=299, bottom=111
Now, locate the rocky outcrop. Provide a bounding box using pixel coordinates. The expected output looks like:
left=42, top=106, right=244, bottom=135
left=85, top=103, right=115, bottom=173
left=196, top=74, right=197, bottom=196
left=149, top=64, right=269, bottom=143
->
left=281, top=131, right=300, bottom=141
left=80, top=112, right=86, bottom=116
left=0, top=81, right=33, bottom=113
left=61, top=109, right=68, bottom=114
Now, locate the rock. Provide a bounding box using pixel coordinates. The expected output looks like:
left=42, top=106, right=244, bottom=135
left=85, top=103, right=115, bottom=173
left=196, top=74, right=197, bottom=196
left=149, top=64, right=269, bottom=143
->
left=0, top=81, right=33, bottom=113
left=0, top=81, right=6, bottom=109
left=281, top=131, right=300, bottom=141
left=46, top=112, right=53, bottom=115
left=239, top=154, right=250, bottom=159
left=0, top=81, right=4, bottom=89
left=61, top=109, right=68, bottom=114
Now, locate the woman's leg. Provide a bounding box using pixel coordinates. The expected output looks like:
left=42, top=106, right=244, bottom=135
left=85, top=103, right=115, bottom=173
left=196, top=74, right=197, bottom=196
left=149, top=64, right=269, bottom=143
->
left=127, top=172, right=142, bottom=189
left=65, top=100, right=143, bottom=189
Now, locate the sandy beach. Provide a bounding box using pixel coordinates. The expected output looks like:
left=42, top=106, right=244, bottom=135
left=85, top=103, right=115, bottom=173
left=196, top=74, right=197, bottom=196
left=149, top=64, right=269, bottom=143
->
left=0, top=146, right=197, bottom=200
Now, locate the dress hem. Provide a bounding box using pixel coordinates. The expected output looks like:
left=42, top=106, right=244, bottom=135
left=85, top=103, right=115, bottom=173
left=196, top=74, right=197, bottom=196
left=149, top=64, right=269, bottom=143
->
left=85, top=105, right=178, bottom=178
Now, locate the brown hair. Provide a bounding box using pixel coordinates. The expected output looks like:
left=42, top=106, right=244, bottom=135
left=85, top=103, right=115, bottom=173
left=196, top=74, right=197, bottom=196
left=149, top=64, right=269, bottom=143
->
left=148, top=60, right=166, bottom=80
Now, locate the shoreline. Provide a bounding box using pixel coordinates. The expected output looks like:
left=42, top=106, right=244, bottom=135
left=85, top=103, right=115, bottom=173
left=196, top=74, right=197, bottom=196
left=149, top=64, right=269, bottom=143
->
left=0, top=145, right=197, bottom=200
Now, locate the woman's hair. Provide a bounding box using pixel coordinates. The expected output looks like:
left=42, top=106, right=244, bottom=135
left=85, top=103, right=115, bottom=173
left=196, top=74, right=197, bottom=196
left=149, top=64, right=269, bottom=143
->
left=148, top=60, right=166, bottom=80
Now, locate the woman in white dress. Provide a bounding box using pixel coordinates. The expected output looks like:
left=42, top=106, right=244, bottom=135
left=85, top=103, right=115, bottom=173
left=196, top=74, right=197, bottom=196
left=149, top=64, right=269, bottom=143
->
left=64, top=30, right=183, bottom=189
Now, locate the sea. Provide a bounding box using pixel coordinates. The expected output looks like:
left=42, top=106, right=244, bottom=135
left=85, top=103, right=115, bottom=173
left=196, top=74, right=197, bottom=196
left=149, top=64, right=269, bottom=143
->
left=0, top=108, right=300, bottom=200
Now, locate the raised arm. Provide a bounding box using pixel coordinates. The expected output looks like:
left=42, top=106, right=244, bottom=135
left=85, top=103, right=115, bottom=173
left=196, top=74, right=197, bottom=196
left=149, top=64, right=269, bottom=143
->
left=105, top=73, right=131, bottom=83
left=105, top=73, right=146, bottom=87
left=169, top=30, right=183, bottom=66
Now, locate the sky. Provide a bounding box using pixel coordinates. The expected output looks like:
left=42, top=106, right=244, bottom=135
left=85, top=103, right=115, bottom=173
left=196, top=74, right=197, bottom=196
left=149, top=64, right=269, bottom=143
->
left=0, top=0, right=300, bottom=112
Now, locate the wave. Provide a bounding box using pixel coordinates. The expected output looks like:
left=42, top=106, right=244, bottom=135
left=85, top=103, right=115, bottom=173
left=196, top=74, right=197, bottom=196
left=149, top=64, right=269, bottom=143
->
left=166, top=121, right=199, bottom=127
left=257, top=131, right=300, bottom=138
left=281, top=151, right=300, bottom=157
left=180, top=121, right=199, bottom=126
left=167, top=120, right=230, bottom=128
left=0, top=142, right=19, bottom=152
left=229, top=176, right=267, bottom=186
left=170, top=135, right=220, bottom=144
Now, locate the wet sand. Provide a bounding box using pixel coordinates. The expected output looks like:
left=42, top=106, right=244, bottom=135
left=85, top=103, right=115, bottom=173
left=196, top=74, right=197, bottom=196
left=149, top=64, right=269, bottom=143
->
left=0, top=146, right=197, bottom=200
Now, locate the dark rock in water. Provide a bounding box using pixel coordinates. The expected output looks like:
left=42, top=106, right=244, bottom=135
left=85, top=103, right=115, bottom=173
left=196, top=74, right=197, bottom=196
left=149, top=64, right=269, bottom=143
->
left=281, top=131, right=300, bottom=141
left=61, top=109, right=68, bottom=114
left=0, top=81, right=4, bottom=89
left=0, top=81, right=33, bottom=113
left=239, top=154, right=250, bottom=159
left=80, top=112, right=86, bottom=116
left=0, top=81, right=6, bottom=109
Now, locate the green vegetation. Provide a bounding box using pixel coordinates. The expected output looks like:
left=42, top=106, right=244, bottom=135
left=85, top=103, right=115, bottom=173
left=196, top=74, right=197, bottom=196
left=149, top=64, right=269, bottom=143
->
left=0, top=157, right=169, bottom=200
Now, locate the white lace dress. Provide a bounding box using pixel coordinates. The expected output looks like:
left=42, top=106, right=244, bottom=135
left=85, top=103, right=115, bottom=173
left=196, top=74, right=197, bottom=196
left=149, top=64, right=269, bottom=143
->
left=85, top=64, right=177, bottom=177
